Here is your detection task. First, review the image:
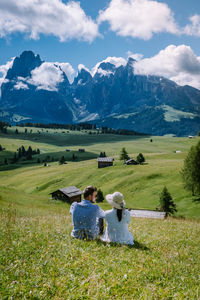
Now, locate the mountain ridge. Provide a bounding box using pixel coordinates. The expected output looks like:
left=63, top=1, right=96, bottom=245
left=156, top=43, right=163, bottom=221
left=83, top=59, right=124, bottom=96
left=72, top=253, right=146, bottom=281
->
left=0, top=50, right=200, bottom=136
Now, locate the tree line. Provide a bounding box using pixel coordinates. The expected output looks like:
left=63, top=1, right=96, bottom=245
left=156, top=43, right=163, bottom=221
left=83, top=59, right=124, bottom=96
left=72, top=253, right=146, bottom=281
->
left=14, top=122, right=144, bottom=136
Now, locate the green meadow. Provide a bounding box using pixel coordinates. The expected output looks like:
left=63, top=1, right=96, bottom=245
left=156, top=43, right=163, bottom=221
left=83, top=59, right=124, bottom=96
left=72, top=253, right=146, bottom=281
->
left=0, top=126, right=200, bottom=298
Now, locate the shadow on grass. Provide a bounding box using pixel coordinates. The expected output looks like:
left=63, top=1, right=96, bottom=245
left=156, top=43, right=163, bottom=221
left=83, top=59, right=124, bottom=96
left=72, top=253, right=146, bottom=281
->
left=0, top=150, right=98, bottom=172
left=96, top=239, right=150, bottom=251
left=1, top=131, right=149, bottom=147
left=193, top=197, right=200, bottom=203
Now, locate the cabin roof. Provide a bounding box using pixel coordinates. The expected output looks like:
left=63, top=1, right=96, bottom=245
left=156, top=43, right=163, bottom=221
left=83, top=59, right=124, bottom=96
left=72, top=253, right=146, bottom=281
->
left=51, top=186, right=82, bottom=197
left=97, top=157, right=114, bottom=162
left=126, top=158, right=137, bottom=163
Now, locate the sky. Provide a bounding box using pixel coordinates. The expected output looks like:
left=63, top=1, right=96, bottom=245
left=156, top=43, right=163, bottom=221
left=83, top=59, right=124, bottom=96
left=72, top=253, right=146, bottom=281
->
left=0, top=0, right=200, bottom=89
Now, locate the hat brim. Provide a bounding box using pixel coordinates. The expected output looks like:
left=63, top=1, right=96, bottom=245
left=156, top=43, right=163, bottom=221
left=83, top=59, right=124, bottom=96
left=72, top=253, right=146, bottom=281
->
left=106, top=194, right=125, bottom=209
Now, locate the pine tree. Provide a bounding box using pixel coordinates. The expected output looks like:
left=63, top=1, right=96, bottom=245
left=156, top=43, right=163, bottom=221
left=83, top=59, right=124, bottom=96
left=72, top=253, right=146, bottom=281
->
left=96, top=189, right=104, bottom=203
left=21, top=145, right=26, bottom=156
left=0, top=145, right=3, bottom=151
left=159, top=187, right=177, bottom=216
left=27, top=146, right=33, bottom=155
left=15, top=129, right=19, bottom=134
left=181, top=141, right=200, bottom=195
left=120, top=147, right=129, bottom=161
left=4, top=158, right=8, bottom=165
left=137, top=153, right=145, bottom=164
left=17, top=148, right=22, bottom=159
left=59, top=156, right=66, bottom=165
left=12, top=153, right=18, bottom=164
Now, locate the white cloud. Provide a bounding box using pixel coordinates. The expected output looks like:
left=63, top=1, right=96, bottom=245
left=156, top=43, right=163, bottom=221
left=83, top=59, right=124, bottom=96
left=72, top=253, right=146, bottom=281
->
left=14, top=81, right=29, bottom=90
left=0, top=0, right=99, bottom=42
left=127, top=51, right=143, bottom=61
left=184, top=15, right=200, bottom=37
left=98, top=0, right=180, bottom=40
left=55, top=62, right=75, bottom=83
left=92, top=56, right=127, bottom=76
left=134, top=44, right=200, bottom=89
left=78, top=64, right=91, bottom=74
left=28, top=62, right=64, bottom=91
left=0, top=57, right=14, bottom=96
left=25, top=61, right=75, bottom=91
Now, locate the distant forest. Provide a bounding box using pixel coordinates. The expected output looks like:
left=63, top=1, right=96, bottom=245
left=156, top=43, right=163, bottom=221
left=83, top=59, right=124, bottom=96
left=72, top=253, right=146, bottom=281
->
left=8, top=121, right=146, bottom=136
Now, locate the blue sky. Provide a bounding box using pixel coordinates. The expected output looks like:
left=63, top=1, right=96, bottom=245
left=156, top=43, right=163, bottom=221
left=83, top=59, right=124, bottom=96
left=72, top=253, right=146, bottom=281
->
left=0, top=0, right=200, bottom=89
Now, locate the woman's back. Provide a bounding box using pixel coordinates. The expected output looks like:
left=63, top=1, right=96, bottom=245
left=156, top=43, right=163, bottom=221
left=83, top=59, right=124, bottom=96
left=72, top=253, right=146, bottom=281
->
left=101, top=208, right=134, bottom=245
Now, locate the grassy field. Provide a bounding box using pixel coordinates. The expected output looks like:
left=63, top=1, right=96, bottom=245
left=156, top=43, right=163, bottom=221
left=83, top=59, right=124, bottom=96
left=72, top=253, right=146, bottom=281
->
left=0, top=126, right=200, bottom=298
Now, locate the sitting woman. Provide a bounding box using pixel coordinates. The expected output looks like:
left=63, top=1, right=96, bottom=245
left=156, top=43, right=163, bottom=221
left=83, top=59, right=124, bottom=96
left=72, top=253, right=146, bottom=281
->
left=100, top=191, right=134, bottom=245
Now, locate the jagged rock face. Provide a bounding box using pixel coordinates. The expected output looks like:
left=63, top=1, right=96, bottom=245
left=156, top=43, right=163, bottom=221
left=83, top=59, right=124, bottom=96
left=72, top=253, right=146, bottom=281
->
left=0, top=51, right=74, bottom=123
left=6, top=51, right=42, bottom=80
left=0, top=50, right=200, bottom=135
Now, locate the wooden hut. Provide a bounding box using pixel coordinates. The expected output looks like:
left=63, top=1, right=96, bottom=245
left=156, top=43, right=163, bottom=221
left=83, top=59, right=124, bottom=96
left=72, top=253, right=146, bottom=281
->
left=78, top=148, right=85, bottom=152
left=97, top=157, right=114, bottom=168
left=125, top=158, right=138, bottom=165
left=50, top=186, right=82, bottom=203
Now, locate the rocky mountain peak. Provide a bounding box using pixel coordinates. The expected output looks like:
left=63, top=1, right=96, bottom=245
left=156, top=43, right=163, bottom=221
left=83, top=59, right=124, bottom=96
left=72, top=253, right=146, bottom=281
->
left=6, top=50, right=42, bottom=80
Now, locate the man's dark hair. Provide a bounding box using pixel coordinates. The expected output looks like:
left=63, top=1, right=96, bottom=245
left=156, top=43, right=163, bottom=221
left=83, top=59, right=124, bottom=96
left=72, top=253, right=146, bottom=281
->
left=83, top=186, right=97, bottom=199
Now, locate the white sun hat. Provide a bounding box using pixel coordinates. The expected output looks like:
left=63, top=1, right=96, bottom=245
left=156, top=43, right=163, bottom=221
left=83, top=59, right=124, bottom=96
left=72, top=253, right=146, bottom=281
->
left=105, top=192, right=125, bottom=209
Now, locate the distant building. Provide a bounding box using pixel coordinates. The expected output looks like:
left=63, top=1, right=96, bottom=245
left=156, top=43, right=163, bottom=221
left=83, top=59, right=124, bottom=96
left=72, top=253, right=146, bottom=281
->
left=97, top=157, right=114, bottom=168
left=129, top=209, right=166, bottom=219
left=65, top=149, right=70, bottom=152
left=125, top=158, right=138, bottom=165
left=188, top=136, right=194, bottom=139
left=78, top=149, right=85, bottom=152
left=50, top=186, right=82, bottom=203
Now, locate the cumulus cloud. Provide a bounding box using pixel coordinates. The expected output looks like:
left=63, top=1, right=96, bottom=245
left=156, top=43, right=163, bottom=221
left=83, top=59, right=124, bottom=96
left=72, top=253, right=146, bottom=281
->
left=98, top=0, right=180, bottom=40
left=0, top=0, right=99, bottom=42
left=28, top=61, right=75, bottom=91
left=184, top=15, right=200, bottom=37
left=91, top=56, right=127, bottom=76
left=0, top=58, right=14, bottom=95
left=56, top=62, right=76, bottom=83
left=78, top=64, right=91, bottom=73
left=134, top=44, right=200, bottom=89
left=14, top=81, right=29, bottom=90
left=127, top=51, right=143, bottom=61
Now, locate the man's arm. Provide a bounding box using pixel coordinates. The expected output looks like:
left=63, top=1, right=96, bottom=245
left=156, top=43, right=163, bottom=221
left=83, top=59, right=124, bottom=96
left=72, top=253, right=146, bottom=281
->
left=97, top=206, right=105, bottom=218
left=70, top=202, right=76, bottom=215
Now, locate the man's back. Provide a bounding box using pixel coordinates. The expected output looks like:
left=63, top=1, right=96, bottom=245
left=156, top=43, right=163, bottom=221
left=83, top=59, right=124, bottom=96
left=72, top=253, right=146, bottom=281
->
left=70, top=200, right=105, bottom=239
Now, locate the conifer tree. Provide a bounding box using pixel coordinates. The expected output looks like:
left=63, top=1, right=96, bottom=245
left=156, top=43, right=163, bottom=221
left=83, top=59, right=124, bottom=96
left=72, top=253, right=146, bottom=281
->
left=59, top=156, right=66, bottom=164
left=120, top=147, right=129, bottom=161
left=159, top=187, right=177, bottom=216
left=181, top=141, right=200, bottom=195
left=96, top=189, right=104, bottom=203
left=137, top=153, right=145, bottom=164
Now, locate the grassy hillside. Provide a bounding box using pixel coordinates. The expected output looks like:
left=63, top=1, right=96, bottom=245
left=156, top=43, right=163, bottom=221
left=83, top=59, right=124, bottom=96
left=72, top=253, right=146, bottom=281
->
left=1, top=206, right=200, bottom=299
left=0, top=126, right=200, bottom=217
left=0, top=127, right=200, bottom=298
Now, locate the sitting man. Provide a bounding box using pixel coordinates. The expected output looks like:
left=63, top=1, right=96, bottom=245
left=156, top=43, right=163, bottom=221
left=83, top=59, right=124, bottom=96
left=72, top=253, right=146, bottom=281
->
left=70, top=186, right=105, bottom=240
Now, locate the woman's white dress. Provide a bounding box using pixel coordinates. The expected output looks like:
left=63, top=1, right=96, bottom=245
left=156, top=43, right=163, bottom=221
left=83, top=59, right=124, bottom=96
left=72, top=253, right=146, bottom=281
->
left=100, top=208, right=134, bottom=245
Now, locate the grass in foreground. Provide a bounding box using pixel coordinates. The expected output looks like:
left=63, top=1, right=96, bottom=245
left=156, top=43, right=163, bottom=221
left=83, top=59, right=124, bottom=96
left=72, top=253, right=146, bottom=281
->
left=0, top=207, right=200, bottom=299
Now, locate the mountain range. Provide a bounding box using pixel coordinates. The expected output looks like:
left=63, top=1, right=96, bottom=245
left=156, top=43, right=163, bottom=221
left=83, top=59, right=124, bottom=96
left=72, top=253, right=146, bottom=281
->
left=0, top=50, right=200, bottom=136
